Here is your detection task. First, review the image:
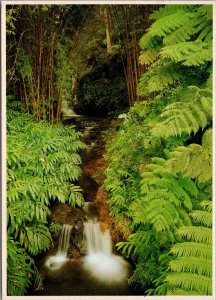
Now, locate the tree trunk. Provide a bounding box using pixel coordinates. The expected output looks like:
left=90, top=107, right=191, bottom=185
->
left=100, top=6, right=112, bottom=55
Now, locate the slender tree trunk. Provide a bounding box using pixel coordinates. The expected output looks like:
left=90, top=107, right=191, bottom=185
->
left=56, top=88, right=62, bottom=124
left=104, top=6, right=112, bottom=55
left=100, top=6, right=112, bottom=55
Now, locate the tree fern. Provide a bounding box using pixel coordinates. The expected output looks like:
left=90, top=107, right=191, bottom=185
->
left=138, top=60, right=184, bottom=95
left=151, top=86, right=212, bottom=139
left=165, top=128, right=212, bottom=182
left=166, top=273, right=211, bottom=295
left=150, top=5, right=194, bottom=21
left=138, top=5, right=212, bottom=96
left=105, top=5, right=212, bottom=295
left=130, top=158, right=199, bottom=243
left=160, top=41, right=211, bottom=66
left=160, top=201, right=212, bottom=295
left=116, top=230, right=152, bottom=257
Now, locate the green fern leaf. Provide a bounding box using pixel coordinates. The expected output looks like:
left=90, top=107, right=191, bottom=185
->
left=165, top=129, right=212, bottom=182
left=177, top=226, right=211, bottom=244
left=165, top=272, right=212, bottom=295
left=190, top=210, right=212, bottom=228
left=171, top=242, right=211, bottom=259
left=169, top=256, right=212, bottom=277
left=152, top=86, right=212, bottom=139
left=160, top=41, right=212, bottom=66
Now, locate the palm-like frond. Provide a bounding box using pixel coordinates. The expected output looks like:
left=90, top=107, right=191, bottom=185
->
left=161, top=201, right=212, bottom=295
left=171, top=242, right=211, bottom=259
left=151, top=86, right=212, bottom=139
left=138, top=61, right=183, bottom=95
left=138, top=5, right=212, bottom=96
left=160, top=41, right=212, bottom=66
left=130, top=157, right=200, bottom=243
left=165, top=128, right=212, bottom=182
left=165, top=272, right=211, bottom=295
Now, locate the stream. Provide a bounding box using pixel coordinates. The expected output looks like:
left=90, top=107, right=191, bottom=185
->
left=31, top=115, right=134, bottom=296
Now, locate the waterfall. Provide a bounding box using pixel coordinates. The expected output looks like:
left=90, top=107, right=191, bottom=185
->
left=61, top=100, right=77, bottom=117
left=57, top=224, right=72, bottom=256
left=45, top=224, right=72, bottom=271
left=82, top=220, right=129, bottom=285
left=84, top=221, right=112, bottom=256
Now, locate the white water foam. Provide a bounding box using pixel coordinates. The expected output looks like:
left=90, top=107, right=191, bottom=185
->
left=82, top=220, right=129, bottom=285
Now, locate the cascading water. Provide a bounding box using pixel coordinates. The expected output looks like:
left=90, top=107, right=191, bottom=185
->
left=84, top=221, right=112, bottom=256
left=57, top=224, right=72, bottom=255
left=82, top=220, right=129, bottom=285
left=45, top=224, right=72, bottom=271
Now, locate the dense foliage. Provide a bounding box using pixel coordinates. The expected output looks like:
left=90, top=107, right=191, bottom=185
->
left=76, top=55, right=128, bottom=116
left=6, top=5, right=157, bottom=119
left=6, top=3, right=213, bottom=297
left=7, top=101, right=85, bottom=295
left=105, top=4, right=212, bottom=296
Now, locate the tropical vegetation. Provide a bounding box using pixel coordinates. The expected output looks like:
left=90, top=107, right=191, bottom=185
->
left=105, top=4, right=213, bottom=296
left=7, top=100, right=84, bottom=295
left=5, top=3, right=213, bottom=296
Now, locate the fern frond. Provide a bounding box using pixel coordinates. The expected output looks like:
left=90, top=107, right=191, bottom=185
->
left=7, top=239, right=42, bottom=296
left=19, top=223, right=51, bottom=255
left=163, top=25, right=194, bottom=46
left=197, top=5, right=212, bottom=20
left=200, top=200, right=212, bottom=212
left=138, top=61, right=183, bottom=95
left=202, top=128, right=212, bottom=150
left=167, top=288, right=201, bottom=295
left=151, top=86, right=212, bottom=139
left=171, top=242, right=211, bottom=259
left=116, top=230, right=152, bottom=257
left=177, top=226, right=211, bottom=244
left=160, top=41, right=212, bottom=66
left=169, top=256, right=212, bottom=277
left=139, top=48, right=159, bottom=65
left=141, top=11, right=196, bottom=45
left=190, top=210, right=212, bottom=227
left=150, top=5, right=193, bottom=21
left=165, top=128, right=212, bottom=182
left=68, top=184, right=84, bottom=207
left=160, top=200, right=212, bottom=295
left=165, top=272, right=212, bottom=295
left=196, top=20, right=212, bottom=43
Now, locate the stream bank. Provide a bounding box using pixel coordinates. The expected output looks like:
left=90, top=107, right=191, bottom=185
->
left=31, top=115, right=134, bottom=296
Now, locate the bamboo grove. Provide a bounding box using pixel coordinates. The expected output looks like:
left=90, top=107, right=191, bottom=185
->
left=7, top=5, right=157, bottom=122
left=6, top=3, right=213, bottom=296
left=7, top=5, right=90, bottom=123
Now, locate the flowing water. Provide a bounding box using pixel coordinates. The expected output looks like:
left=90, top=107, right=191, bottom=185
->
left=83, top=220, right=129, bottom=285
left=57, top=224, right=72, bottom=255
left=31, top=115, right=134, bottom=296
left=45, top=224, right=72, bottom=271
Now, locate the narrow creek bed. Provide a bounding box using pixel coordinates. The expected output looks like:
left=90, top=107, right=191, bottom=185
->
left=30, top=116, right=134, bottom=296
